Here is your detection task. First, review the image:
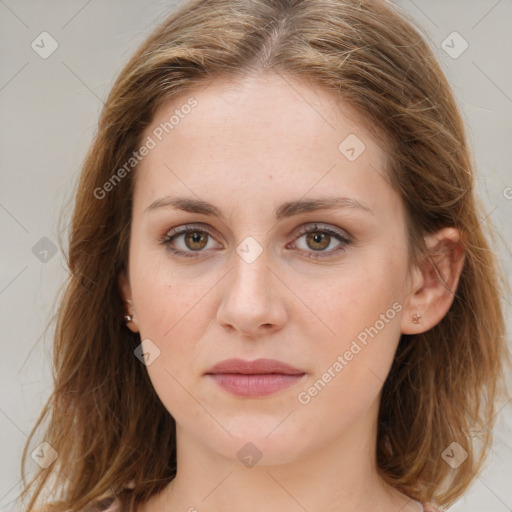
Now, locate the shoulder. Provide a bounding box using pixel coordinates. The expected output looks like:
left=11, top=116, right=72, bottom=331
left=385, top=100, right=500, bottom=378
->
left=422, top=503, right=443, bottom=512
left=33, top=482, right=134, bottom=512
left=85, top=486, right=136, bottom=512
left=70, top=495, right=128, bottom=512
left=84, top=481, right=136, bottom=512
left=85, top=496, right=124, bottom=512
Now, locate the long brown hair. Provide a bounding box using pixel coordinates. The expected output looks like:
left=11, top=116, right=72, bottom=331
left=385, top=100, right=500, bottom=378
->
left=19, top=0, right=510, bottom=510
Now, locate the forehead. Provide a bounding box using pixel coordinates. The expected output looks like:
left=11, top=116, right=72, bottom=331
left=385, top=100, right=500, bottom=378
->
left=141, top=72, right=374, bottom=149
left=132, top=72, right=395, bottom=218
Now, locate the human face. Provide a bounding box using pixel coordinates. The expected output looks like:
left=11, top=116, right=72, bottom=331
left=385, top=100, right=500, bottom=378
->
left=120, top=72, right=413, bottom=465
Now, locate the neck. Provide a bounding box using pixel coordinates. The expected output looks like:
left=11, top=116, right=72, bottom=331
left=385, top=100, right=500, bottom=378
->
left=144, top=398, right=423, bottom=512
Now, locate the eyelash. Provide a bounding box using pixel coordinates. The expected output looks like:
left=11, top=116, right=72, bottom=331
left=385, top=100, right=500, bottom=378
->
left=160, top=223, right=352, bottom=259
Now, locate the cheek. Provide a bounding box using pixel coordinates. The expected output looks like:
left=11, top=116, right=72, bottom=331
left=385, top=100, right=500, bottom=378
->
left=294, top=302, right=403, bottom=433
left=131, top=263, right=209, bottom=419
left=130, top=245, right=208, bottom=336
left=129, top=250, right=226, bottom=372
left=296, top=251, right=406, bottom=403
left=302, top=254, right=404, bottom=342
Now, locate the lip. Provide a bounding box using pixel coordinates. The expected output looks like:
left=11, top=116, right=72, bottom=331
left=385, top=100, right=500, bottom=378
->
left=206, top=357, right=305, bottom=375
left=205, top=358, right=306, bottom=397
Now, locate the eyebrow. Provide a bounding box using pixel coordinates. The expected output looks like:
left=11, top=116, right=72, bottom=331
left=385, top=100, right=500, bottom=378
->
left=145, top=195, right=373, bottom=220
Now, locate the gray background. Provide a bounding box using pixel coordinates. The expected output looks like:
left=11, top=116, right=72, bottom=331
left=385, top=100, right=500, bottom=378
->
left=1, top=1, right=511, bottom=510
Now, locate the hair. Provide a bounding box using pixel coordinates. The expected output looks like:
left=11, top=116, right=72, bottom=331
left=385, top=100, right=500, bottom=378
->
left=19, top=0, right=510, bottom=510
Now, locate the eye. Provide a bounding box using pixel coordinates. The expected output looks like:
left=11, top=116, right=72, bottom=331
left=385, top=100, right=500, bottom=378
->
left=160, top=222, right=352, bottom=259
left=160, top=224, right=220, bottom=258
left=289, top=223, right=351, bottom=259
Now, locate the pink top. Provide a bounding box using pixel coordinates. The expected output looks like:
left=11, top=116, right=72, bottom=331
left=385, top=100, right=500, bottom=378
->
left=74, top=480, right=443, bottom=512
left=89, top=494, right=443, bottom=512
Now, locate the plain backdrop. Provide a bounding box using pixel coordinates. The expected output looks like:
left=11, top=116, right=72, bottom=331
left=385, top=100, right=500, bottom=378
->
left=1, top=1, right=511, bottom=511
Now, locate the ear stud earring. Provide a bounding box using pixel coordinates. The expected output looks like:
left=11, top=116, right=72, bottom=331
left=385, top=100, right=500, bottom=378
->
left=122, top=299, right=135, bottom=324
left=412, top=313, right=422, bottom=324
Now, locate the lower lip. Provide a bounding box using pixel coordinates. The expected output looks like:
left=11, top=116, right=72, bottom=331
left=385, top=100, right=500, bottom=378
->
left=207, top=373, right=305, bottom=397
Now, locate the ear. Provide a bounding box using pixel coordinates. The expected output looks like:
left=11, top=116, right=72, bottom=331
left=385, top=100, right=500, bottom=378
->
left=118, top=269, right=139, bottom=333
left=401, top=227, right=465, bottom=335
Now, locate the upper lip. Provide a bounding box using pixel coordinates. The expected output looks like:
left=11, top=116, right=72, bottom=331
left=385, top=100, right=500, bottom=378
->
left=205, top=358, right=305, bottom=375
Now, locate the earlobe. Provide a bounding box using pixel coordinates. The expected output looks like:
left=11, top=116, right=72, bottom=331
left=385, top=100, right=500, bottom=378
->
left=118, top=270, right=140, bottom=333
left=401, top=227, right=465, bottom=335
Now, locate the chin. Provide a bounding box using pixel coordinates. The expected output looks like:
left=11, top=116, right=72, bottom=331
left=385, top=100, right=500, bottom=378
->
left=197, top=416, right=309, bottom=467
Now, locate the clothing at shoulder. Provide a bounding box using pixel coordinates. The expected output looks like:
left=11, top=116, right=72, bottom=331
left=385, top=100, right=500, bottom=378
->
left=87, top=498, right=442, bottom=512
left=86, top=497, right=442, bottom=512
left=40, top=495, right=442, bottom=512
left=423, top=503, right=443, bottom=512
left=31, top=496, right=125, bottom=512
left=85, top=481, right=136, bottom=512
left=85, top=496, right=124, bottom=512
left=90, top=494, right=136, bottom=512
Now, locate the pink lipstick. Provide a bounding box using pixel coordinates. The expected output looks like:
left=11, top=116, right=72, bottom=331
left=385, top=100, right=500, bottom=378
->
left=205, top=358, right=306, bottom=397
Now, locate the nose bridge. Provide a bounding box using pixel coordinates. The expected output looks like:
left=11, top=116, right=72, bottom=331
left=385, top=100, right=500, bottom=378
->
left=216, top=237, right=286, bottom=335
left=228, top=215, right=274, bottom=283
left=230, top=237, right=273, bottom=301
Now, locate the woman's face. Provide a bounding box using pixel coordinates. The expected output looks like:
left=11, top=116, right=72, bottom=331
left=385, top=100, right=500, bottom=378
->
left=120, top=72, right=417, bottom=465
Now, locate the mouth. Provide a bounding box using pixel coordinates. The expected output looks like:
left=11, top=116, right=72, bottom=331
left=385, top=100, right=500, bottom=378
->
left=205, top=358, right=306, bottom=397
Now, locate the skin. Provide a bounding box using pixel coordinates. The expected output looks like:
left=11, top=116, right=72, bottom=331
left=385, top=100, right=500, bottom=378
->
left=119, top=72, right=464, bottom=512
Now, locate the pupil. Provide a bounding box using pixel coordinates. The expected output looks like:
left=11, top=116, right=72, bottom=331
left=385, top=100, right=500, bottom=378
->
left=185, top=231, right=207, bottom=250
left=308, top=232, right=329, bottom=250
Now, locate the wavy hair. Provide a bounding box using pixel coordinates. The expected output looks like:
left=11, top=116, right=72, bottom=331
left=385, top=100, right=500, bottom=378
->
left=19, top=0, right=510, bottom=510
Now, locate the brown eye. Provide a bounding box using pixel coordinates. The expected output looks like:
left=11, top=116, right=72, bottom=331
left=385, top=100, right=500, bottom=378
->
left=183, top=231, right=209, bottom=251
left=161, top=225, right=220, bottom=258
left=292, top=223, right=352, bottom=259
left=305, top=232, right=331, bottom=251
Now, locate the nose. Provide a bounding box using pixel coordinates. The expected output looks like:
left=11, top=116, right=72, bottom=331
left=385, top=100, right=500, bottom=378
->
left=216, top=248, right=288, bottom=339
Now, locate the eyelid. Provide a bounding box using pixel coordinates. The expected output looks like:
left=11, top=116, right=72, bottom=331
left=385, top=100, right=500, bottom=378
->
left=294, top=222, right=351, bottom=242
left=163, top=222, right=219, bottom=239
